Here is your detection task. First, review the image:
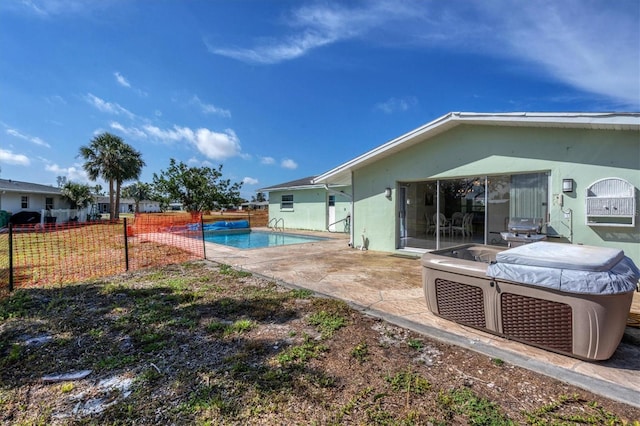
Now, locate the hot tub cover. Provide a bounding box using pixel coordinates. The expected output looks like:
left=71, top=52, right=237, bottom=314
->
left=486, top=242, right=640, bottom=295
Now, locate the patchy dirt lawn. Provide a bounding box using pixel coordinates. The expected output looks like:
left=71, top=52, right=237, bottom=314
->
left=1, top=261, right=638, bottom=425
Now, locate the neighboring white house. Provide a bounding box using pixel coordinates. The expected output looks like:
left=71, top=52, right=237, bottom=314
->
left=239, top=201, right=269, bottom=211
left=261, top=112, right=640, bottom=267
left=0, top=178, right=71, bottom=214
left=0, top=178, right=161, bottom=224
left=95, top=196, right=161, bottom=214
left=258, top=176, right=352, bottom=233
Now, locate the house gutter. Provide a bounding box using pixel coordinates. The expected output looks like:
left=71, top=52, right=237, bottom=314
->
left=323, top=185, right=353, bottom=200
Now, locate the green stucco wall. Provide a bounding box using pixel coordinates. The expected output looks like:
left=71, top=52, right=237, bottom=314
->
left=351, top=124, right=640, bottom=265
left=268, top=187, right=351, bottom=232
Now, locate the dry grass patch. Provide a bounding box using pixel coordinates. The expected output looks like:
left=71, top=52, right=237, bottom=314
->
left=0, top=261, right=638, bottom=425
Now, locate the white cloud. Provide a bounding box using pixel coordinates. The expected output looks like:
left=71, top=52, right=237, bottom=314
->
left=191, top=95, right=231, bottom=118
left=143, top=124, right=194, bottom=142
left=113, top=72, right=148, bottom=96
left=193, top=128, right=241, bottom=160
left=142, top=124, right=242, bottom=160
left=260, top=156, right=275, bottom=165
left=207, top=0, right=639, bottom=106
left=110, top=122, right=147, bottom=139
left=12, top=0, right=113, bottom=18
left=281, top=158, right=298, bottom=169
left=480, top=1, right=640, bottom=107
left=243, top=177, right=259, bottom=185
left=206, top=1, right=416, bottom=64
left=0, top=148, right=30, bottom=165
left=375, top=96, right=418, bottom=114
left=45, top=163, right=89, bottom=182
left=5, top=127, right=51, bottom=148
left=114, top=71, right=130, bottom=88
left=85, top=93, right=135, bottom=119
left=187, top=157, right=213, bottom=167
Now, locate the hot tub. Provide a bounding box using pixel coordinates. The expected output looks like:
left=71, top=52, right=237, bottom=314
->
left=422, top=242, right=639, bottom=360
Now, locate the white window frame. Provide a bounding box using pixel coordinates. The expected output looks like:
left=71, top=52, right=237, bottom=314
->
left=21, top=195, right=29, bottom=209
left=281, top=194, right=294, bottom=211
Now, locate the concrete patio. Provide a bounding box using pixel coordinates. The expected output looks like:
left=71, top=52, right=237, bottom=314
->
left=202, top=229, right=640, bottom=408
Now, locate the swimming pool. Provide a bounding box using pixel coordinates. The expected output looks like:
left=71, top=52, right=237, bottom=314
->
left=203, top=230, right=327, bottom=249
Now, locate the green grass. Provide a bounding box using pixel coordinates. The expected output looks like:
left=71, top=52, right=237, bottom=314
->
left=96, top=354, right=137, bottom=370
left=277, top=334, right=328, bottom=366
left=525, top=394, right=627, bottom=425
left=288, top=288, right=314, bottom=298
left=307, top=310, right=346, bottom=338
left=351, top=340, right=369, bottom=364
left=437, top=387, right=513, bottom=425
left=219, top=264, right=252, bottom=278
left=385, top=369, right=431, bottom=395
left=0, top=289, right=33, bottom=320
left=408, top=338, right=424, bottom=350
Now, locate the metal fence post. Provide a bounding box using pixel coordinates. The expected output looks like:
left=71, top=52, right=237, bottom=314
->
left=200, top=213, right=206, bottom=259
left=123, top=218, right=129, bottom=271
left=8, top=223, right=13, bottom=292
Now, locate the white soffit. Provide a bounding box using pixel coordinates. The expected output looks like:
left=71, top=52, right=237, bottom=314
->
left=313, top=112, right=640, bottom=186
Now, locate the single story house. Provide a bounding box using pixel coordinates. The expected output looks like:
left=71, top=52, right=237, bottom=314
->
left=263, top=112, right=640, bottom=267
left=258, top=176, right=352, bottom=233
left=95, top=196, right=161, bottom=214
left=0, top=178, right=71, bottom=215
left=239, top=201, right=269, bottom=211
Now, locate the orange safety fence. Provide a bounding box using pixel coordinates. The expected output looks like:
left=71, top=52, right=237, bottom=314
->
left=131, top=212, right=203, bottom=235
left=0, top=215, right=206, bottom=293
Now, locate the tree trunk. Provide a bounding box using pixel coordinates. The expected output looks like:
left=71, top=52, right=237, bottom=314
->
left=115, top=180, right=121, bottom=219
left=109, top=180, right=115, bottom=220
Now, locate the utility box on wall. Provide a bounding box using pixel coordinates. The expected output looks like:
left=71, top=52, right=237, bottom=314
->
left=585, top=178, right=636, bottom=227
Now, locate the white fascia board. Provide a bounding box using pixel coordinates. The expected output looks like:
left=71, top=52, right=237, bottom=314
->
left=313, top=112, right=457, bottom=185
left=313, top=112, right=640, bottom=185
left=1, top=187, right=62, bottom=195
left=454, top=112, right=640, bottom=129
left=262, top=184, right=328, bottom=192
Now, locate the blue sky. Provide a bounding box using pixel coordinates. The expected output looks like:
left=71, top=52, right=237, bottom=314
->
left=1, top=0, right=638, bottom=200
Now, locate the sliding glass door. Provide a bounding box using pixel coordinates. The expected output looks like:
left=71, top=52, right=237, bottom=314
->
left=398, top=172, right=549, bottom=251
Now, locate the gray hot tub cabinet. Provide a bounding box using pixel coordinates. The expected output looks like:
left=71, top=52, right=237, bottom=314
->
left=422, top=242, right=639, bottom=361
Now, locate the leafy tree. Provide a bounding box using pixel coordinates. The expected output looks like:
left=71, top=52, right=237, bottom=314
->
left=152, top=159, right=243, bottom=212
left=79, top=132, right=145, bottom=219
left=253, top=192, right=266, bottom=203
left=60, top=182, right=94, bottom=209
left=56, top=176, right=67, bottom=188
left=122, top=181, right=153, bottom=213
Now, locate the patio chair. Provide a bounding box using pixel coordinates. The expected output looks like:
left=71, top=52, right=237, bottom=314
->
left=451, top=212, right=464, bottom=227
left=424, top=213, right=435, bottom=235
left=452, top=213, right=474, bottom=237
left=433, top=213, right=451, bottom=235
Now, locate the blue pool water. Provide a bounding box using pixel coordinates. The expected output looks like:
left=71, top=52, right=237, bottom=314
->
left=203, top=230, right=326, bottom=249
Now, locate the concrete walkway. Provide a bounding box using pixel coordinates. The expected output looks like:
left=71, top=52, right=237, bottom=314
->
left=203, top=229, right=640, bottom=408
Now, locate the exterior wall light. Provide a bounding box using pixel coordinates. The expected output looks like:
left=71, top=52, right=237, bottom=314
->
left=562, top=178, right=574, bottom=193
left=384, top=187, right=392, bottom=198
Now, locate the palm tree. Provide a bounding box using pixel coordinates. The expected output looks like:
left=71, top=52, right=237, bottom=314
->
left=122, top=181, right=152, bottom=213
left=60, top=182, right=94, bottom=209
left=79, top=132, right=145, bottom=219
left=112, top=144, right=145, bottom=217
